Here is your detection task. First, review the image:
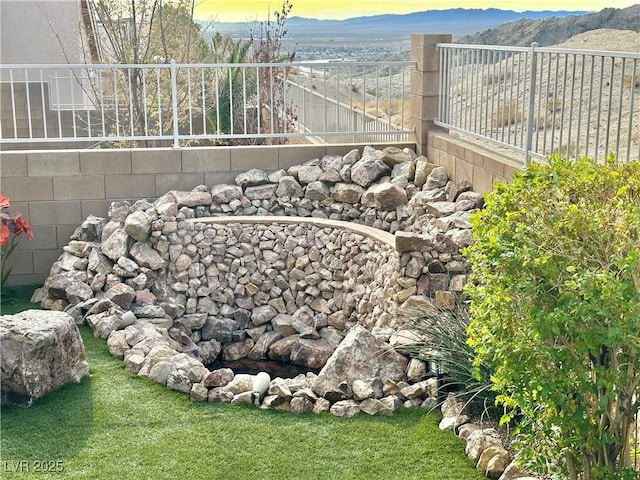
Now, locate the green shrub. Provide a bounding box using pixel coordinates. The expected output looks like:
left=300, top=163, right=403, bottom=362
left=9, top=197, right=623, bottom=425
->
left=464, top=156, right=640, bottom=479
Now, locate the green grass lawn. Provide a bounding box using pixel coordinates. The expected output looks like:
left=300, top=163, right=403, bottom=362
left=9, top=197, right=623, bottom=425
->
left=1, top=288, right=484, bottom=480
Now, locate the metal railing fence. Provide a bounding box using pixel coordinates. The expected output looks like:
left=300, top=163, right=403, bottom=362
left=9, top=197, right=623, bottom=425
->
left=0, top=60, right=413, bottom=147
left=436, top=43, right=640, bottom=164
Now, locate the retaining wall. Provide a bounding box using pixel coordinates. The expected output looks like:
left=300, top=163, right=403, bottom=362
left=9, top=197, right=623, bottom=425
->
left=0, top=142, right=413, bottom=285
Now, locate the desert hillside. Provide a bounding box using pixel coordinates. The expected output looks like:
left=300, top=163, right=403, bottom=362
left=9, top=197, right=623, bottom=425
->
left=458, top=4, right=640, bottom=47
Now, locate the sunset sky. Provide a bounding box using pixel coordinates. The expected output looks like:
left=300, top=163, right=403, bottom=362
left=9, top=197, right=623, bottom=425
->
left=194, top=0, right=638, bottom=22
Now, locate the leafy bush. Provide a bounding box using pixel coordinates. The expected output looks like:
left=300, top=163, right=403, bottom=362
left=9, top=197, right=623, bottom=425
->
left=464, top=156, right=640, bottom=479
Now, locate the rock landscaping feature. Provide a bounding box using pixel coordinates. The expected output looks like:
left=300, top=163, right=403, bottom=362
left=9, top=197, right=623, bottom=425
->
left=33, top=144, right=524, bottom=476
left=33, top=142, right=528, bottom=478
left=438, top=395, right=538, bottom=480
left=34, top=145, right=478, bottom=409
left=0, top=310, right=89, bottom=406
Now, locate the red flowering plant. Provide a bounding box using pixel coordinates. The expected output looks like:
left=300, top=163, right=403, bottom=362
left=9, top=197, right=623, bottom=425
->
left=1, top=194, right=34, bottom=288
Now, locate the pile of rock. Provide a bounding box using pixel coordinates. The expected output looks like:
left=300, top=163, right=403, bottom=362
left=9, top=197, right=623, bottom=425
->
left=439, top=396, right=538, bottom=480
left=33, top=144, right=482, bottom=417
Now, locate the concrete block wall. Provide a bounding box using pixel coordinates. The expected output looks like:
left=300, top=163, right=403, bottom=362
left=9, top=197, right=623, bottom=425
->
left=425, top=131, right=523, bottom=193
left=0, top=142, right=414, bottom=286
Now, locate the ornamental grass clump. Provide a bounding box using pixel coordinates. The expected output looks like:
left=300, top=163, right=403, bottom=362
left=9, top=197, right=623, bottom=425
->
left=399, top=302, right=496, bottom=416
left=1, top=194, right=34, bottom=288
left=464, top=156, right=640, bottom=480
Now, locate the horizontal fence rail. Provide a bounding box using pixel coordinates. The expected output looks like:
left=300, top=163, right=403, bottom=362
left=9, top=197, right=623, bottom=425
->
left=0, top=61, right=414, bottom=147
left=436, top=43, right=640, bottom=164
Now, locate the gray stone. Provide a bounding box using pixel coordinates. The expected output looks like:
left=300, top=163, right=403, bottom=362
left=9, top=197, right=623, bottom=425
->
left=406, top=358, right=427, bottom=382
left=166, top=370, right=193, bottom=394
left=319, top=154, right=344, bottom=171
left=147, top=361, right=173, bottom=385
left=169, top=190, right=212, bottom=207
left=439, top=414, right=471, bottom=431
left=457, top=190, right=485, bottom=209
left=222, top=338, right=254, bottom=361
left=244, top=184, right=277, bottom=201
left=394, top=231, right=434, bottom=253
left=313, top=325, right=408, bottom=397
left=425, top=166, right=449, bottom=189
left=130, top=242, right=165, bottom=270
left=391, top=161, right=415, bottom=180
left=414, top=156, right=437, bottom=188
left=497, top=461, right=529, bottom=480
left=381, top=146, right=412, bottom=166
left=190, top=382, right=209, bottom=402
left=291, top=306, right=318, bottom=338
left=268, top=169, right=288, bottom=183
left=465, top=429, right=503, bottom=462
left=0, top=310, right=89, bottom=406
left=231, top=391, right=255, bottom=404
left=319, top=326, right=344, bottom=349
left=342, top=148, right=360, bottom=165
left=350, top=155, right=390, bottom=187
left=87, top=311, right=125, bottom=339
left=203, top=368, right=235, bottom=388
left=248, top=331, right=283, bottom=360
left=101, top=228, right=129, bottom=261
left=371, top=182, right=408, bottom=210
left=124, top=351, right=145, bottom=374
left=271, top=314, right=296, bottom=337
left=201, top=317, right=238, bottom=343
left=297, top=165, right=323, bottom=183
left=290, top=396, right=314, bottom=414
left=312, top=397, right=331, bottom=413
left=208, top=387, right=234, bottom=402
left=332, top=183, right=365, bottom=204
left=251, top=305, right=278, bottom=326
left=441, top=394, right=467, bottom=418
left=400, top=379, right=433, bottom=400
left=105, top=283, right=136, bottom=310
left=458, top=423, right=483, bottom=441
left=449, top=228, right=474, bottom=248
left=477, top=446, right=510, bottom=479
left=226, top=373, right=254, bottom=394
left=352, top=379, right=374, bottom=401
left=318, top=168, right=342, bottom=183
left=276, top=176, right=303, bottom=198
left=330, top=399, right=360, bottom=418
left=107, top=330, right=130, bottom=358
left=359, top=398, right=393, bottom=416
left=70, top=214, right=106, bottom=242
left=66, top=282, right=94, bottom=304
left=235, top=169, right=269, bottom=187
left=197, top=339, right=222, bottom=365
left=290, top=338, right=334, bottom=369
left=88, top=247, right=114, bottom=275
left=211, top=184, right=243, bottom=203
left=425, top=201, right=457, bottom=217
left=268, top=335, right=298, bottom=362
left=305, top=181, right=331, bottom=200
left=124, top=210, right=152, bottom=242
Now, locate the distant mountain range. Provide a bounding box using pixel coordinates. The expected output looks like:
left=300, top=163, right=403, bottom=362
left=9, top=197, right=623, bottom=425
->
left=209, top=8, right=589, bottom=39
left=458, top=4, right=640, bottom=46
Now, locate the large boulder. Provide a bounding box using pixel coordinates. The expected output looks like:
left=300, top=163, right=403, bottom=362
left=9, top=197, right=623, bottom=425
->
left=313, top=325, right=408, bottom=397
left=350, top=151, right=390, bottom=188
left=0, top=310, right=89, bottom=405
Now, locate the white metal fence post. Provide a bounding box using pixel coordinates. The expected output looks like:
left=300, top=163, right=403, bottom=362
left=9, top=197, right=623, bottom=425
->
left=170, top=59, right=180, bottom=149
left=525, top=42, right=539, bottom=166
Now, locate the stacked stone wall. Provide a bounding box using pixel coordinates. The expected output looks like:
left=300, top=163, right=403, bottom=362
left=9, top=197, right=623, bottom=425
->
left=33, top=144, right=482, bottom=416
